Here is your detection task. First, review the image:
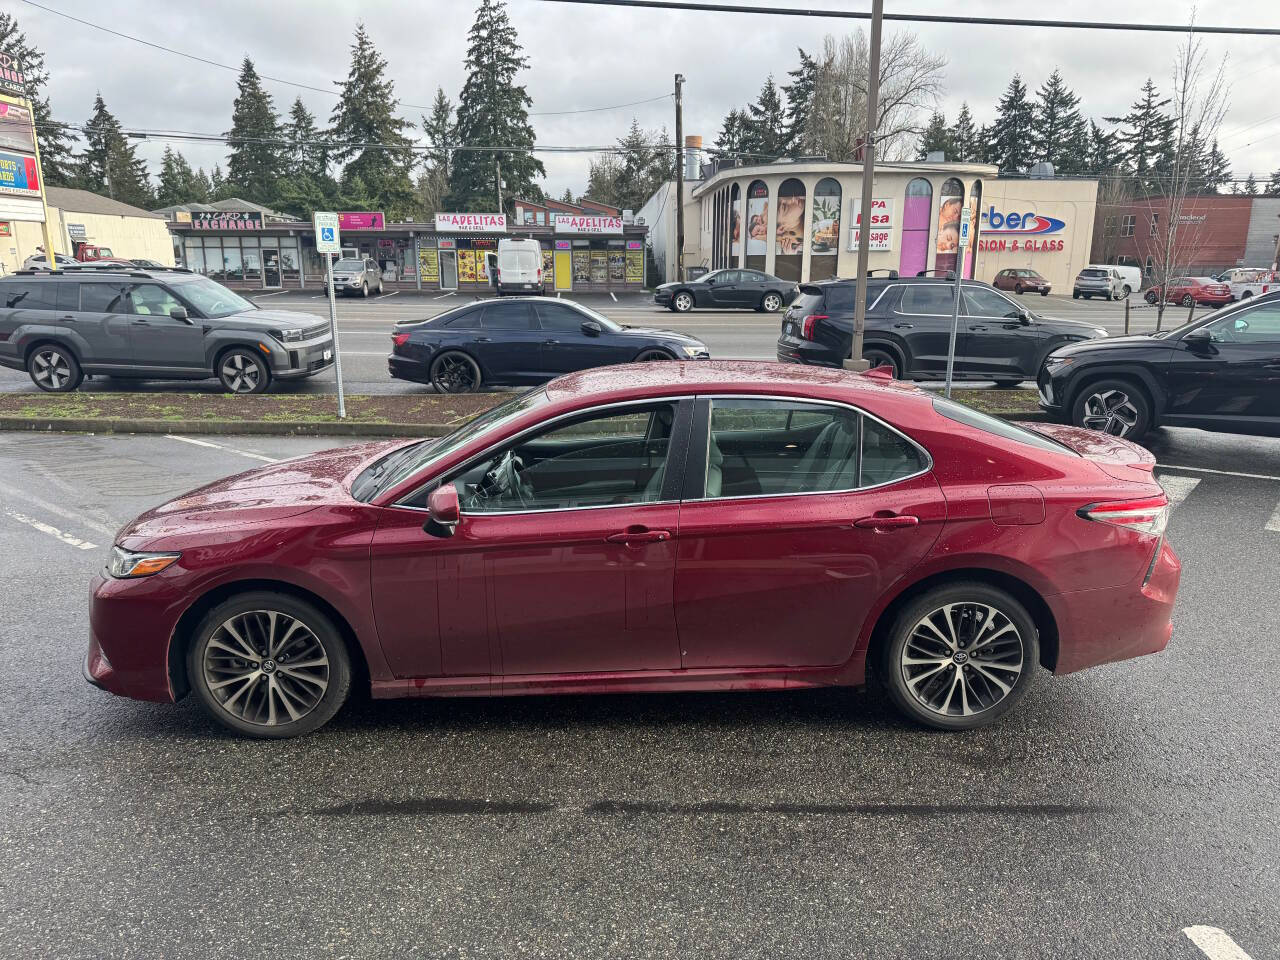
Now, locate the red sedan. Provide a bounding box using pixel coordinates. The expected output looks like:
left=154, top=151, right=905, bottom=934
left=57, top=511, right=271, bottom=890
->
left=86, top=362, right=1180, bottom=737
left=1145, top=276, right=1232, bottom=307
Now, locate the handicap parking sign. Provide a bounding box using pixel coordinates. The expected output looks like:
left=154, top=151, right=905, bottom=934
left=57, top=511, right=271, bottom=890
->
left=313, top=212, right=341, bottom=253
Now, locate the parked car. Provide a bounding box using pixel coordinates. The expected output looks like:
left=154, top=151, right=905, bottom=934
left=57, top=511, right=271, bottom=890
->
left=1144, top=277, right=1232, bottom=308
left=22, top=254, right=82, bottom=269
left=85, top=359, right=1180, bottom=738
left=389, top=297, right=709, bottom=392
left=1038, top=290, right=1280, bottom=440
left=129, top=258, right=169, bottom=269
left=1228, top=270, right=1278, bottom=302
left=655, top=268, right=797, bottom=313
left=72, top=243, right=130, bottom=265
left=493, top=237, right=545, bottom=296
left=329, top=257, right=383, bottom=297
left=776, top=275, right=1107, bottom=387
left=0, top=266, right=334, bottom=393
left=1072, top=266, right=1125, bottom=300
left=1090, top=263, right=1142, bottom=297
left=992, top=268, right=1051, bottom=296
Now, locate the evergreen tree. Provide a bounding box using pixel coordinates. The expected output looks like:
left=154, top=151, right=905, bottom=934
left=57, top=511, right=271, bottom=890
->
left=1266, top=168, right=1280, bottom=196
left=451, top=0, right=545, bottom=212
left=715, top=108, right=749, bottom=156
left=781, top=49, right=820, bottom=156
left=915, top=111, right=951, bottom=160
left=193, top=167, right=214, bottom=200
left=275, top=97, right=335, bottom=219
left=329, top=23, right=416, bottom=218
left=415, top=88, right=453, bottom=215
left=225, top=58, right=283, bottom=205
left=741, top=76, right=788, bottom=159
left=988, top=75, right=1036, bottom=172
left=1105, top=78, right=1175, bottom=193
left=948, top=103, right=978, bottom=162
left=77, top=94, right=152, bottom=207
left=1202, top=140, right=1231, bottom=193
left=560, top=188, right=574, bottom=204
left=209, top=164, right=230, bottom=201
left=0, top=13, right=76, bottom=186
left=585, top=153, right=622, bottom=207
left=1031, top=70, right=1087, bottom=174
left=1085, top=121, right=1124, bottom=174
left=156, top=146, right=209, bottom=206
left=1243, top=172, right=1258, bottom=195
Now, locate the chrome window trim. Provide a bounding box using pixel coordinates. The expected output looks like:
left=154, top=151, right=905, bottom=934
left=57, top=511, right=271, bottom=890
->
left=394, top=395, right=695, bottom=516
left=692, top=394, right=934, bottom=504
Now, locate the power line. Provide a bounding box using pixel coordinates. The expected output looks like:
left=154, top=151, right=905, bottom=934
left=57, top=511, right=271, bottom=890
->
left=531, top=93, right=671, bottom=115
left=536, top=0, right=1280, bottom=35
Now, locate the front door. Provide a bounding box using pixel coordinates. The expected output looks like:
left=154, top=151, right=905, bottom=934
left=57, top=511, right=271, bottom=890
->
left=1163, top=301, right=1280, bottom=429
left=125, top=283, right=204, bottom=371
left=439, top=250, right=459, bottom=290
left=675, top=397, right=945, bottom=668
left=263, top=250, right=281, bottom=288
left=534, top=301, right=633, bottom=374
left=890, top=283, right=965, bottom=377
left=960, top=284, right=1038, bottom=378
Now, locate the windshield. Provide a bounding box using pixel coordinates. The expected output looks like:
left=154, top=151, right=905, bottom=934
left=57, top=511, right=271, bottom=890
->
left=351, top=387, right=550, bottom=502
left=334, top=259, right=364, bottom=271
left=167, top=276, right=257, bottom=318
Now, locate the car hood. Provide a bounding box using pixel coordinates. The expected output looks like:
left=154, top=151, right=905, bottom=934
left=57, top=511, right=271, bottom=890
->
left=618, top=325, right=706, bottom=346
left=213, top=308, right=329, bottom=332
left=116, top=440, right=405, bottom=545
left=1031, top=315, right=1109, bottom=337
left=1048, top=333, right=1170, bottom=358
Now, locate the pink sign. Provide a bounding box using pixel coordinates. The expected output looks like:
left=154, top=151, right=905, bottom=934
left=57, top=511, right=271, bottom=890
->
left=553, top=214, right=623, bottom=235
left=435, top=212, right=507, bottom=232
left=338, top=212, right=385, bottom=230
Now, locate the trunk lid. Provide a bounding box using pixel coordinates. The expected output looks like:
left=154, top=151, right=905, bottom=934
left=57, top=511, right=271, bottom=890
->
left=1017, top=422, right=1157, bottom=484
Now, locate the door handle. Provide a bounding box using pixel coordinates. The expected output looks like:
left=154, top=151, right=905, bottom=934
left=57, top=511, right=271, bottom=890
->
left=60, top=315, right=76, bottom=321
left=131, top=319, right=149, bottom=325
left=543, top=339, right=560, bottom=345
left=853, top=514, right=919, bottom=531
left=606, top=528, right=671, bottom=545
left=475, top=336, right=492, bottom=342
left=893, top=322, right=914, bottom=329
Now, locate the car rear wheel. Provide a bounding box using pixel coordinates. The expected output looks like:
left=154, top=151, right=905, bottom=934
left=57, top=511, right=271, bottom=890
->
left=1040, top=289, right=1049, bottom=296
left=881, top=582, right=1039, bottom=730
left=217, top=348, right=270, bottom=394
left=863, top=347, right=899, bottom=378
left=760, top=292, right=783, bottom=312
left=27, top=343, right=83, bottom=392
left=672, top=291, right=694, bottom=313
left=1072, top=378, right=1151, bottom=439
left=187, top=591, right=352, bottom=739
left=1181, top=294, right=1194, bottom=307
left=430, top=350, right=482, bottom=393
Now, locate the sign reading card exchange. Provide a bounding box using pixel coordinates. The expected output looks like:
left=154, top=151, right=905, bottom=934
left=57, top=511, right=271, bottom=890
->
left=190, top=210, right=264, bottom=230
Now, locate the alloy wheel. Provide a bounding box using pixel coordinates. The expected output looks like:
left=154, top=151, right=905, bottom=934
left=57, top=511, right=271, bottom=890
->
left=431, top=353, right=480, bottom=393
left=673, top=292, right=693, bottom=312
left=1080, top=389, right=1139, bottom=436
left=202, top=610, right=330, bottom=727
left=900, top=602, right=1025, bottom=719
left=220, top=352, right=262, bottom=393
left=762, top=293, right=782, bottom=311
left=31, top=349, right=72, bottom=389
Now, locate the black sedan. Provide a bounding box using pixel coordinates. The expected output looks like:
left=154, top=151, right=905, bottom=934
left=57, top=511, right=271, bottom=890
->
left=1039, top=290, right=1280, bottom=440
left=389, top=297, right=710, bottom=393
left=655, top=268, right=797, bottom=313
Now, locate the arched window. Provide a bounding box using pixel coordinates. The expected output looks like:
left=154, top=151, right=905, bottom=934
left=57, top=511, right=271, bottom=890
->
left=729, top=183, right=742, bottom=266
left=809, top=178, right=841, bottom=281
left=900, top=177, right=933, bottom=278
left=962, top=180, right=982, bottom=279
left=744, top=180, right=769, bottom=272
left=774, top=178, right=806, bottom=282
left=935, top=177, right=965, bottom=277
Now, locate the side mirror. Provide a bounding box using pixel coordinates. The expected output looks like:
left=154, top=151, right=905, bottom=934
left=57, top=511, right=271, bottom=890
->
left=1018, top=310, right=1031, bottom=325
left=169, top=305, right=191, bottom=323
left=424, top=483, right=460, bottom=538
left=581, top=320, right=603, bottom=336
left=1183, top=328, right=1213, bottom=349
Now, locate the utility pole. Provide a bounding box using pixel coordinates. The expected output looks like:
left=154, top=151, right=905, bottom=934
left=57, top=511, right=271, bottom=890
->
left=846, top=0, right=883, bottom=372
left=675, top=73, right=685, bottom=282
left=495, top=154, right=503, bottom=215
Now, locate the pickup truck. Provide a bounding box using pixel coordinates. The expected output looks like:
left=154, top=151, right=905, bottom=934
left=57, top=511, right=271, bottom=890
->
left=1229, top=270, right=1278, bottom=301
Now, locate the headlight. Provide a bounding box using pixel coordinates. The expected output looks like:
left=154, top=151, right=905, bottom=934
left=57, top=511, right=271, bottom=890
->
left=270, top=328, right=306, bottom=343
left=680, top=344, right=705, bottom=357
left=1044, top=356, right=1074, bottom=369
left=107, top=546, right=181, bottom=579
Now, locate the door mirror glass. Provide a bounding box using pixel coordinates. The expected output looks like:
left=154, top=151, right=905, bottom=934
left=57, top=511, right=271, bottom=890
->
left=169, top=305, right=190, bottom=322
left=581, top=320, right=602, bottom=336
left=425, top=483, right=460, bottom=537
left=1183, top=327, right=1212, bottom=345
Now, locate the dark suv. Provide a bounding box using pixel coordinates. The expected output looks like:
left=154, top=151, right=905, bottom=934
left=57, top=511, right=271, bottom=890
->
left=776, top=274, right=1107, bottom=386
left=0, top=266, right=334, bottom=393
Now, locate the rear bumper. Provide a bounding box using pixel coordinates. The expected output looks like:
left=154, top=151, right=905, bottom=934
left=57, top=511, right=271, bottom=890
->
left=388, top=355, right=431, bottom=383
left=498, top=282, right=542, bottom=295
left=777, top=336, right=841, bottom=366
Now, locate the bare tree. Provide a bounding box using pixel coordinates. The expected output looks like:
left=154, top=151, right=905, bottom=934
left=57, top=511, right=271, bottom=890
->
left=1138, top=23, right=1230, bottom=328
left=1091, top=176, right=1136, bottom=266
left=805, top=30, right=945, bottom=162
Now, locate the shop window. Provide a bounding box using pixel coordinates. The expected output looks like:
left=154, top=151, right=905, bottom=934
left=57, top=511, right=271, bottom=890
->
left=536, top=211, right=545, bottom=225
left=900, top=177, right=932, bottom=278
left=1121, top=215, right=1136, bottom=237
left=729, top=183, right=742, bottom=267
left=222, top=241, right=243, bottom=281
left=1149, top=213, right=1160, bottom=237
left=184, top=239, right=206, bottom=276
left=241, top=238, right=262, bottom=282
left=935, top=178, right=964, bottom=278
left=774, top=179, right=805, bottom=282
left=809, top=177, right=841, bottom=282
left=280, top=240, right=300, bottom=282
left=202, top=237, right=224, bottom=279
left=744, top=180, right=768, bottom=273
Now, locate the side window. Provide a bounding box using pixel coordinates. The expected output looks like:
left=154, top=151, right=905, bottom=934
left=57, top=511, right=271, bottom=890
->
left=453, top=404, right=677, bottom=513
left=826, top=285, right=856, bottom=311
left=441, top=308, right=480, bottom=328
left=897, top=284, right=954, bottom=315
left=536, top=303, right=588, bottom=331
left=0, top=282, right=57, bottom=310
left=55, top=284, right=80, bottom=312
left=481, top=302, right=534, bottom=329
left=711, top=270, right=740, bottom=284
left=963, top=286, right=1020, bottom=318
left=79, top=283, right=128, bottom=313
left=861, top=418, right=928, bottom=487
left=744, top=271, right=768, bottom=283
left=1207, top=303, right=1280, bottom=343
left=128, top=284, right=185, bottom=317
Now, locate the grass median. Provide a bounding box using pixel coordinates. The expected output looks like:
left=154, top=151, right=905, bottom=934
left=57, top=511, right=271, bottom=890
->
left=0, top=385, right=1044, bottom=435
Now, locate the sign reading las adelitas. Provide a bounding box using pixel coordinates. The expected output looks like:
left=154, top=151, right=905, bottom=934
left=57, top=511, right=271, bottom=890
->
left=435, top=212, right=507, bottom=232
left=977, top=205, right=1067, bottom=252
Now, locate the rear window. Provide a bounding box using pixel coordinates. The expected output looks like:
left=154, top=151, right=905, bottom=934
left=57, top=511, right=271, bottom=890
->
left=789, top=291, right=825, bottom=315
left=1080, top=269, right=1107, bottom=279
left=0, top=281, right=57, bottom=310
left=932, top=397, right=1074, bottom=455
left=503, top=249, right=540, bottom=271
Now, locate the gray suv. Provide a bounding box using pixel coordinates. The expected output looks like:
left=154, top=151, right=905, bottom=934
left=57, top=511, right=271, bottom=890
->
left=331, top=257, right=383, bottom=297
left=1072, top=266, right=1125, bottom=301
left=0, top=266, right=334, bottom=393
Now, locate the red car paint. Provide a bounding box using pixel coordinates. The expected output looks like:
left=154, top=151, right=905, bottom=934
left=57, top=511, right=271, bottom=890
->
left=86, top=361, right=1179, bottom=708
left=1149, top=277, right=1233, bottom=307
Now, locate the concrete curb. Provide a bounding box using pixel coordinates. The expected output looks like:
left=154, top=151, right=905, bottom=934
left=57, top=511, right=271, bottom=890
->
left=0, top=417, right=452, bottom=438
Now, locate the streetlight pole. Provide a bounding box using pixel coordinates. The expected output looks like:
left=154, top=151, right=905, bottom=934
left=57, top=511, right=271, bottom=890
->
left=846, top=0, right=883, bottom=371
left=674, top=73, right=686, bottom=283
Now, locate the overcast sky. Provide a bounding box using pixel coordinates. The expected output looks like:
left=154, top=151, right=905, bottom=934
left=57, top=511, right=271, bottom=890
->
left=19, top=0, right=1280, bottom=202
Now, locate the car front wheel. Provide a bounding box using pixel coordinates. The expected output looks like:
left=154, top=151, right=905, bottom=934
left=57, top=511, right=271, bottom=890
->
left=28, top=343, right=83, bottom=392
left=1014, top=284, right=1023, bottom=295
left=880, top=582, right=1039, bottom=730
left=218, top=348, right=271, bottom=394
left=760, top=292, right=783, bottom=312
left=1072, top=378, right=1151, bottom=439
left=672, top=291, right=694, bottom=313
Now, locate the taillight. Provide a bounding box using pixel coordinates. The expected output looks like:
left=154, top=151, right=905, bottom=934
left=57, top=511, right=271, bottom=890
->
left=392, top=332, right=410, bottom=348
left=800, top=314, right=827, bottom=340
left=1078, top=494, right=1169, bottom=536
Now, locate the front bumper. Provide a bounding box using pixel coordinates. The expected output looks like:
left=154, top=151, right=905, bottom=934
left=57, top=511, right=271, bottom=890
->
left=86, top=572, right=184, bottom=703
left=653, top=290, right=674, bottom=307
left=273, top=336, right=336, bottom=380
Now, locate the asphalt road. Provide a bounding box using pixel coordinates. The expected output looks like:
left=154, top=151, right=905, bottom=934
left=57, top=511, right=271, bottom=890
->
left=0, top=290, right=1186, bottom=396
left=0, top=424, right=1277, bottom=959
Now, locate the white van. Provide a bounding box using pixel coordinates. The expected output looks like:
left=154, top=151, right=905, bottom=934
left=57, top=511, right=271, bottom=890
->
left=1085, top=263, right=1143, bottom=297
left=494, top=237, right=544, bottom=296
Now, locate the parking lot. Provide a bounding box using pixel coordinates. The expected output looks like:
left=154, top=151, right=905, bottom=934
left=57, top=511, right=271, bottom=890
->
left=1, top=423, right=1277, bottom=959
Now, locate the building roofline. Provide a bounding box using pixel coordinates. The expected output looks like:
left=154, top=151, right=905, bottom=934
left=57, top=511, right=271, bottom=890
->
left=690, top=159, right=1000, bottom=197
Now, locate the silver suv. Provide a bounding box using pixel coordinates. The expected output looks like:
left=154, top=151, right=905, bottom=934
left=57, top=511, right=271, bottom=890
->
left=330, top=257, right=384, bottom=297
left=0, top=265, right=334, bottom=394
left=1073, top=267, right=1125, bottom=301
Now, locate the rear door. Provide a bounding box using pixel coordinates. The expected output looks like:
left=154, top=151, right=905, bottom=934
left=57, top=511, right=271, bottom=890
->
left=72, top=281, right=135, bottom=367
left=126, top=283, right=205, bottom=372
left=892, top=283, right=964, bottom=376
left=474, top=301, right=543, bottom=383
left=960, top=284, right=1039, bottom=378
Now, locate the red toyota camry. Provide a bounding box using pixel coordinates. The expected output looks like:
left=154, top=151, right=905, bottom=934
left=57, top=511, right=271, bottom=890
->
left=86, top=362, right=1180, bottom=738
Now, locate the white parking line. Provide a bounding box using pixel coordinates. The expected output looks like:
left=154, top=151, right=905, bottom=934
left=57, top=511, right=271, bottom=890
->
left=1158, top=464, right=1280, bottom=483
left=375, top=290, right=400, bottom=300
left=166, top=435, right=279, bottom=463
left=433, top=292, right=455, bottom=300
left=1183, top=926, right=1254, bottom=960
left=1158, top=475, right=1201, bottom=508
left=2, top=509, right=97, bottom=551
left=253, top=290, right=288, bottom=298
left=1266, top=500, right=1280, bottom=534
left=610, top=291, right=618, bottom=302
left=0, top=480, right=120, bottom=538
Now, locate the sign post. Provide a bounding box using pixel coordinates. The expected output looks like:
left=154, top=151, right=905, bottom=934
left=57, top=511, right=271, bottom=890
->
left=944, top=216, right=972, bottom=399
left=313, top=212, right=345, bottom=419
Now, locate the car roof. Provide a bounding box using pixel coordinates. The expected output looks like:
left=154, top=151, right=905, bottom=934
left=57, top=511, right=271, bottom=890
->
left=4, top=265, right=195, bottom=281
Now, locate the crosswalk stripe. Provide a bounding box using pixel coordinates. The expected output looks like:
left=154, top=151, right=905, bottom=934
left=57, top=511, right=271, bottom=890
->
left=1158, top=475, right=1201, bottom=509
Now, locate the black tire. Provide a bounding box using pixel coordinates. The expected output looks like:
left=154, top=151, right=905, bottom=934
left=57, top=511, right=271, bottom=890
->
left=760, top=291, right=783, bottom=312
left=27, top=342, right=83, bottom=392
left=217, top=347, right=271, bottom=394
left=1072, top=291, right=1080, bottom=300
left=1122, top=284, right=1132, bottom=297
left=1144, top=290, right=1159, bottom=305
left=862, top=347, right=900, bottom=378
left=993, top=379, right=1022, bottom=389
left=430, top=350, right=483, bottom=393
left=1014, top=284, right=1024, bottom=295
left=186, top=591, right=352, bottom=739
left=1181, top=294, right=1194, bottom=307
left=361, top=281, right=370, bottom=298
left=880, top=581, right=1039, bottom=731
left=1241, top=290, right=1253, bottom=300
left=1040, top=289, right=1049, bottom=296
left=634, top=348, right=675, bottom=362
left=1070, top=377, right=1152, bottom=439
left=671, top=290, right=694, bottom=313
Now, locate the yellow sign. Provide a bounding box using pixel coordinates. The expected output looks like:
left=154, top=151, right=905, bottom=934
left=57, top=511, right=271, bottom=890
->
left=626, top=249, right=643, bottom=283
left=419, top=247, right=439, bottom=284
left=458, top=249, right=477, bottom=283
left=572, top=250, right=590, bottom=284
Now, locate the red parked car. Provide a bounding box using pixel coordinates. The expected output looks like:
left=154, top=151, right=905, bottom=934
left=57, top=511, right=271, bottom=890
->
left=1145, top=276, right=1232, bottom=308
left=86, top=362, right=1180, bottom=738
left=992, top=268, right=1052, bottom=296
